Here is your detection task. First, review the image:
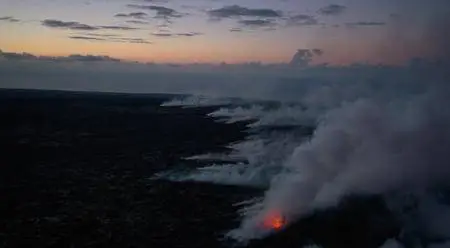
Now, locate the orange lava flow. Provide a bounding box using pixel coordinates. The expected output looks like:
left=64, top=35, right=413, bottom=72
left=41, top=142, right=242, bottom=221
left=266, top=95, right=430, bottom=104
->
left=262, top=211, right=286, bottom=230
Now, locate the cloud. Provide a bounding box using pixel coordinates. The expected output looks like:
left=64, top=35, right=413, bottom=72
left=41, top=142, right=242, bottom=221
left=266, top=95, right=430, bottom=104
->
left=151, top=31, right=202, bottom=37
left=286, top=14, right=318, bottom=26
left=0, top=51, right=36, bottom=60
left=69, top=35, right=151, bottom=44
left=289, top=49, right=324, bottom=67
left=229, top=27, right=243, bottom=32
left=0, top=16, right=20, bottom=22
left=115, top=38, right=151, bottom=44
left=208, top=5, right=281, bottom=19
left=126, top=5, right=183, bottom=19
left=318, top=4, right=346, bottom=16
left=346, top=21, right=386, bottom=27
left=80, top=33, right=120, bottom=37
left=74, top=33, right=121, bottom=39
left=151, top=32, right=172, bottom=37
left=69, top=36, right=106, bottom=41
left=180, top=4, right=206, bottom=12
left=66, top=54, right=121, bottom=62
left=312, top=48, right=324, bottom=56
left=98, top=25, right=139, bottom=30
left=1, top=48, right=447, bottom=103
left=177, top=32, right=203, bottom=37
left=126, top=20, right=150, bottom=25
left=238, top=19, right=276, bottom=28
left=208, top=5, right=323, bottom=31
left=142, top=0, right=169, bottom=2
left=114, top=12, right=148, bottom=19
left=42, top=19, right=99, bottom=30
left=42, top=19, right=138, bottom=31
left=0, top=50, right=120, bottom=62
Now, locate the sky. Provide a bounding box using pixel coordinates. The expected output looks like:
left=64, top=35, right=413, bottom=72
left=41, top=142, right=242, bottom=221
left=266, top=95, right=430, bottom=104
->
left=0, top=0, right=449, bottom=64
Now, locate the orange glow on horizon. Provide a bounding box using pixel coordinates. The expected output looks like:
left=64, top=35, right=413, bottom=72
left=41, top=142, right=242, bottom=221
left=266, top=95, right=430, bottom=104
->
left=0, top=32, right=290, bottom=64
left=0, top=36, right=426, bottom=65
left=0, top=28, right=423, bottom=65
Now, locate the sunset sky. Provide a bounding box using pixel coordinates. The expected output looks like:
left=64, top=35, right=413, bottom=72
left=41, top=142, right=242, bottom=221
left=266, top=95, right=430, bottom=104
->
left=1, top=0, right=449, bottom=64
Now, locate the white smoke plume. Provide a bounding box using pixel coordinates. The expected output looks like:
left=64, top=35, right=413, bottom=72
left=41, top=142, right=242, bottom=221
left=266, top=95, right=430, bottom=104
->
left=228, top=70, right=450, bottom=242
left=153, top=61, right=450, bottom=246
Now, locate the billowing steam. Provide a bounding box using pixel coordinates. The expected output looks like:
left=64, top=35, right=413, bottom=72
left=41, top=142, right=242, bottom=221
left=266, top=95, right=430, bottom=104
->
left=157, top=61, right=450, bottom=246
left=230, top=83, right=450, bottom=240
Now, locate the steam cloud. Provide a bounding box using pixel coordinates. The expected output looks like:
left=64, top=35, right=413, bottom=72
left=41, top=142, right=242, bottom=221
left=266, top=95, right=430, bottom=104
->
left=224, top=66, right=450, bottom=246
left=156, top=61, right=450, bottom=247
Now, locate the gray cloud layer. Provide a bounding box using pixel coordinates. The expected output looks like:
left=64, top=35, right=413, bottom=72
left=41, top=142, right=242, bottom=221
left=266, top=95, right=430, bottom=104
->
left=42, top=19, right=138, bottom=31
left=98, top=25, right=139, bottom=30
left=115, top=12, right=148, bottom=19
left=208, top=5, right=281, bottom=18
left=318, top=4, right=346, bottom=16
left=70, top=36, right=104, bottom=41
left=207, top=4, right=350, bottom=30
left=290, top=49, right=323, bottom=67
left=126, top=20, right=150, bottom=25
left=142, top=0, right=169, bottom=3
left=126, top=4, right=183, bottom=19
left=42, top=19, right=99, bottom=30
left=69, top=36, right=151, bottom=44
left=0, top=50, right=120, bottom=62
left=229, top=27, right=242, bottom=32
left=346, top=21, right=386, bottom=27
left=286, top=14, right=318, bottom=26
left=238, top=19, right=276, bottom=27
left=0, top=16, right=20, bottom=22
left=152, top=31, right=202, bottom=37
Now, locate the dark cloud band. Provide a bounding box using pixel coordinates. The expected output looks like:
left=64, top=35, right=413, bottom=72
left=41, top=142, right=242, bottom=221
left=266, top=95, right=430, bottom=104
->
left=286, top=14, right=318, bottom=26
left=114, top=12, right=148, bottom=19
left=0, top=50, right=120, bottom=62
left=152, top=31, right=202, bottom=37
left=238, top=19, right=276, bottom=27
left=126, top=4, right=183, bottom=19
left=318, top=4, right=346, bottom=16
left=0, top=16, right=20, bottom=22
left=42, top=19, right=99, bottom=30
left=208, top=5, right=281, bottom=19
left=42, top=19, right=138, bottom=31
left=69, top=35, right=151, bottom=44
left=346, top=21, right=386, bottom=27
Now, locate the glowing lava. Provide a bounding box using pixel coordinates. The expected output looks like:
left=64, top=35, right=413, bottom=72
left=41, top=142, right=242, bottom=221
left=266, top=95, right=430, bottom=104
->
left=263, top=211, right=286, bottom=230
